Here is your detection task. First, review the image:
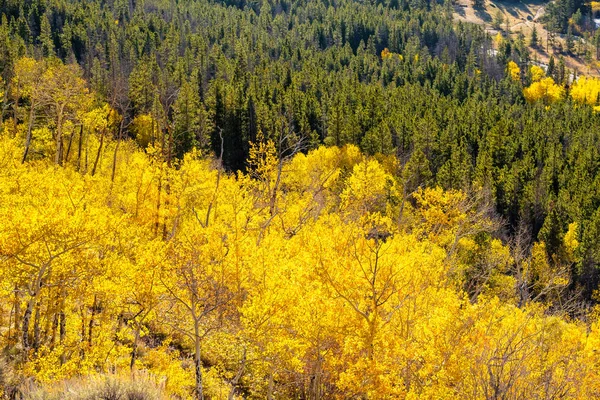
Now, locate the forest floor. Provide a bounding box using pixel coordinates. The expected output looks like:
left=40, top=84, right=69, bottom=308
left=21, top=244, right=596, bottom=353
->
left=453, top=0, right=600, bottom=77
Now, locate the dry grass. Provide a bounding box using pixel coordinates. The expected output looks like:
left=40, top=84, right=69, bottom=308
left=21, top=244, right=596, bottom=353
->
left=0, top=357, right=22, bottom=399
left=10, top=371, right=166, bottom=400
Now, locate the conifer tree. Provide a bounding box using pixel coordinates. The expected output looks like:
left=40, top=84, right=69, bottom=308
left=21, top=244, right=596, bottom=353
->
left=531, top=25, right=539, bottom=48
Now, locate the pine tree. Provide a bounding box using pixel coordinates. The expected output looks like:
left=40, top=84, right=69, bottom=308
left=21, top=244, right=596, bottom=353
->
left=557, top=57, right=566, bottom=84
left=493, top=10, right=504, bottom=31
left=547, top=56, right=556, bottom=79
left=566, top=25, right=574, bottom=54
left=39, top=14, right=54, bottom=57
left=594, top=30, right=600, bottom=60
left=531, top=25, right=539, bottom=48
left=472, top=0, right=485, bottom=9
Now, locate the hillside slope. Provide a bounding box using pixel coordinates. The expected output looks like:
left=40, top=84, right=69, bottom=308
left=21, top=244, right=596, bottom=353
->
left=454, top=0, right=600, bottom=76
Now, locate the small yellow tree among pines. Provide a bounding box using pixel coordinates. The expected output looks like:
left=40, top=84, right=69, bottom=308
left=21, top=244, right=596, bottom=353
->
left=507, top=61, right=520, bottom=81
left=570, top=76, right=600, bottom=111
left=523, top=65, right=565, bottom=104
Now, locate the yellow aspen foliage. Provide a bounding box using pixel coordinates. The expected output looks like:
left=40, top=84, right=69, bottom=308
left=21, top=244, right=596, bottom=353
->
left=340, top=158, right=399, bottom=218
left=11, top=57, right=43, bottom=99
left=413, top=187, right=466, bottom=233
left=130, top=113, right=156, bottom=148
left=247, top=135, right=278, bottom=185
left=570, top=76, right=600, bottom=106
left=529, top=242, right=570, bottom=298
left=494, top=32, right=504, bottom=47
left=2, top=131, right=600, bottom=399
left=530, top=64, right=546, bottom=82
left=457, top=236, right=516, bottom=303
left=410, top=186, right=498, bottom=249
left=507, top=60, right=520, bottom=81
left=379, top=47, right=402, bottom=63
left=381, top=47, right=392, bottom=60
left=11, top=57, right=95, bottom=165
left=563, top=222, right=580, bottom=263
left=81, top=104, right=119, bottom=132
left=523, top=77, right=565, bottom=104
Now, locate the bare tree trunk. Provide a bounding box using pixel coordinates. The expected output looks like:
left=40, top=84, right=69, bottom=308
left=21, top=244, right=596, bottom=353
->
left=80, top=306, right=86, bottom=359
left=55, top=108, right=65, bottom=166
left=130, top=328, right=140, bottom=371
left=111, top=124, right=123, bottom=182
left=65, top=126, right=75, bottom=164
left=77, top=124, right=84, bottom=171
left=194, top=319, right=204, bottom=400
left=228, top=348, right=247, bottom=400
left=12, top=86, right=19, bottom=134
left=204, top=129, right=224, bottom=228
left=155, top=173, right=162, bottom=236
left=269, top=158, right=283, bottom=217
left=88, top=295, right=97, bottom=347
left=155, top=122, right=166, bottom=237
left=59, top=291, right=66, bottom=365
left=50, top=312, right=58, bottom=349
left=21, top=270, right=45, bottom=355
left=309, top=354, right=323, bottom=400
left=21, top=298, right=34, bottom=352
left=85, top=127, right=89, bottom=173
left=22, top=105, right=36, bottom=163
left=91, top=128, right=106, bottom=176
left=267, top=371, right=275, bottom=400
left=11, top=285, right=20, bottom=343
left=162, top=124, right=172, bottom=239
left=33, top=302, right=41, bottom=351
left=0, top=82, right=9, bottom=128
left=167, top=123, right=173, bottom=168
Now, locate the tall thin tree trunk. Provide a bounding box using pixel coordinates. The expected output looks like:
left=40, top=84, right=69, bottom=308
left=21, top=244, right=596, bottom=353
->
left=22, top=105, right=36, bottom=163
left=111, top=125, right=123, bottom=182
left=88, top=295, right=97, bottom=347
left=12, top=285, right=20, bottom=343
left=269, top=158, right=283, bottom=217
left=228, top=348, right=246, bottom=400
left=310, top=354, right=323, bottom=400
left=65, top=126, right=75, bottom=164
left=267, top=371, right=275, bottom=400
left=155, top=173, right=162, bottom=236
left=130, top=327, right=140, bottom=371
left=55, top=109, right=65, bottom=166
left=155, top=121, right=166, bottom=236
left=12, top=86, right=19, bottom=134
left=205, top=129, right=224, bottom=228
left=21, top=298, right=34, bottom=352
left=91, top=128, right=106, bottom=176
left=33, top=302, right=41, bottom=351
left=162, top=124, right=172, bottom=238
left=50, top=312, right=58, bottom=349
left=77, top=124, right=84, bottom=171
left=0, top=83, right=9, bottom=127
left=59, top=291, right=67, bottom=365
left=194, top=319, right=204, bottom=400
left=85, top=126, right=89, bottom=173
